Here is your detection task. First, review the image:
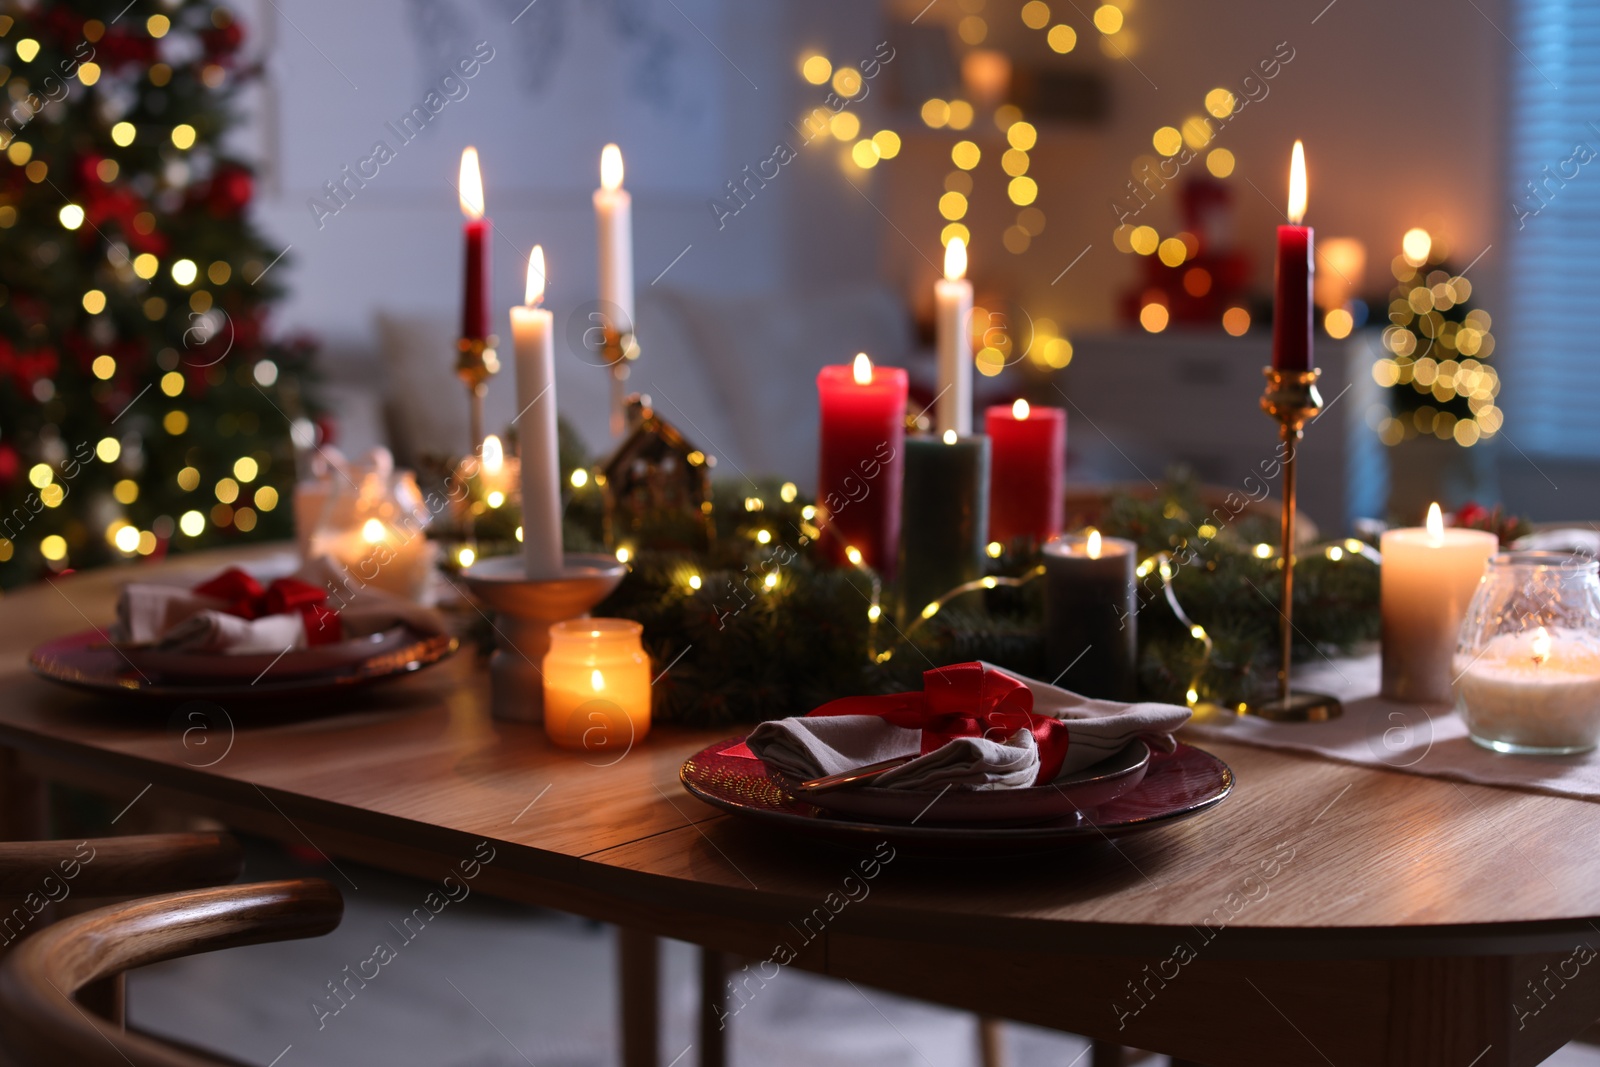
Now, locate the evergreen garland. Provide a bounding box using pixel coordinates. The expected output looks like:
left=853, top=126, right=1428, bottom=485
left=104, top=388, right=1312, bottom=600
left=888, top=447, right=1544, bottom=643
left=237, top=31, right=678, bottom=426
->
left=538, top=462, right=1384, bottom=725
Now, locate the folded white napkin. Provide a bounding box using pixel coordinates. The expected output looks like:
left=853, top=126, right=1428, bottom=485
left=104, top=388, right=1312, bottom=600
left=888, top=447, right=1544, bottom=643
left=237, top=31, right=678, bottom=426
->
left=114, top=556, right=447, bottom=655
left=747, top=662, right=1190, bottom=791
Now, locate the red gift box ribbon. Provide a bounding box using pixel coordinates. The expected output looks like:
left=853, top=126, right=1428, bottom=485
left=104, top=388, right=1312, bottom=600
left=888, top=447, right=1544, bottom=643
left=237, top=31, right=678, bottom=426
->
left=193, top=568, right=342, bottom=646
left=806, top=661, right=1071, bottom=784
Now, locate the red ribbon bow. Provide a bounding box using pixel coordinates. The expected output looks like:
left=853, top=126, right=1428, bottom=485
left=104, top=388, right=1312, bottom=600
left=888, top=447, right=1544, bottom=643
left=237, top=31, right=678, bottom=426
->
left=808, top=662, right=1071, bottom=784
left=193, top=568, right=342, bottom=646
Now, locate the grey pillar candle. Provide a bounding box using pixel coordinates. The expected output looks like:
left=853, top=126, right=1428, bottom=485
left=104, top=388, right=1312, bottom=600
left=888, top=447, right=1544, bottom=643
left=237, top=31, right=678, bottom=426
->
left=1043, top=532, right=1138, bottom=699
left=898, top=433, right=990, bottom=621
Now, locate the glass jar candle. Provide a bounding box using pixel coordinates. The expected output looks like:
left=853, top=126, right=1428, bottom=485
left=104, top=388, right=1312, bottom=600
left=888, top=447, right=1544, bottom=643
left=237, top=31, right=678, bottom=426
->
left=542, top=619, right=651, bottom=753
left=1454, top=551, right=1600, bottom=755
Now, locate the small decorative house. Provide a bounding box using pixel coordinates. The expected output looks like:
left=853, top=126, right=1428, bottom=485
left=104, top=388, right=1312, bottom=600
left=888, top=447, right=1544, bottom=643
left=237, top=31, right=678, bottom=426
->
left=601, top=394, right=715, bottom=552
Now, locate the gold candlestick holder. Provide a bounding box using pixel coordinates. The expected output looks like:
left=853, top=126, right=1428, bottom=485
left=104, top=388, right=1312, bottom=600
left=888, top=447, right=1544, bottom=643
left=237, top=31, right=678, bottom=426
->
left=456, top=335, right=501, bottom=454
left=1245, top=366, right=1343, bottom=723
left=599, top=326, right=639, bottom=439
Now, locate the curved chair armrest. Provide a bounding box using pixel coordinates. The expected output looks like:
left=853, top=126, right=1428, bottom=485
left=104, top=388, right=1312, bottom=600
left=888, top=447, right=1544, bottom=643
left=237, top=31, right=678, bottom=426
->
left=0, top=833, right=244, bottom=900
left=0, top=878, right=343, bottom=1067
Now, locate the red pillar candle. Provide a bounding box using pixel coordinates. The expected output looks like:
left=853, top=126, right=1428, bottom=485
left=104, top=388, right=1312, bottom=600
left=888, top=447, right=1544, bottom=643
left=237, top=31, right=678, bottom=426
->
left=817, top=353, right=908, bottom=579
left=1271, top=140, right=1313, bottom=372
left=986, top=399, right=1065, bottom=544
left=459, top=147, right=490, bottom=341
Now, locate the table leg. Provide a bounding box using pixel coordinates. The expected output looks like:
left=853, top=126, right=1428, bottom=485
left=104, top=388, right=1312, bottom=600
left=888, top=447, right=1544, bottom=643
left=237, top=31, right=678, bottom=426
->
left=0, top=746, right=47, bottom=841
left=978, top=1017, right=1007, bottom=1067
left=699, top=948, right=728, bottom=1067
left=618, top=928, right=659, bottom=1067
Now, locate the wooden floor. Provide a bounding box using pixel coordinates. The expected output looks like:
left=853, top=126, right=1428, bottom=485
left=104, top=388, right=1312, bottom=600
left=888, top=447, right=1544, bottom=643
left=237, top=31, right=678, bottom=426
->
left=123, top=840, right=1600, bottom=1067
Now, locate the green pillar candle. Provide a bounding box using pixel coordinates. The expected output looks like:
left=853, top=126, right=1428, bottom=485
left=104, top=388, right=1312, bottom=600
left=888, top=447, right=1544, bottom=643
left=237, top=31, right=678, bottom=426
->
left=1043, top=532, right=1138, bottom=699
left=898, top=433, right=991, bottom=621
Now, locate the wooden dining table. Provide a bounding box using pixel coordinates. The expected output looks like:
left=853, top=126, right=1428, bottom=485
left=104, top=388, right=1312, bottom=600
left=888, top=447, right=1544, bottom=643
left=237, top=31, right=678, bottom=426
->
left=3, top=546, right=1599, bottom=1067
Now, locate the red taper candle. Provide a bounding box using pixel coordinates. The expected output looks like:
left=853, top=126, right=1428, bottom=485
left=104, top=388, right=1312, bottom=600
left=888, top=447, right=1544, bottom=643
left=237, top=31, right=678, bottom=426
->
left=1271, top=140, right=1313, bottom=372
left=459, top=147, right=490, bottom=341
left=986, top=399, right=1065, bottom=544
left=817, top=354, right=907, bottom=579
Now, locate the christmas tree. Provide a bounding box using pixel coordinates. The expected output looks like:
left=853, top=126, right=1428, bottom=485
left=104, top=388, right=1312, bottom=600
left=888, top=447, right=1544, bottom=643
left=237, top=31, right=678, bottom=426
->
left=1370, top=229, right=1502, bottom=450
left=0, top=0, right=317, bottom=589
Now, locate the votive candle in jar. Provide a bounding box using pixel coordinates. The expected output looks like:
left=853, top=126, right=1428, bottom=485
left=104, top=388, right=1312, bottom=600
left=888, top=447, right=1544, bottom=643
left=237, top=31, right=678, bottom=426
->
left=1454, top=551, right=1600, bottom=755
left=543, top=619, right=651, bottom=752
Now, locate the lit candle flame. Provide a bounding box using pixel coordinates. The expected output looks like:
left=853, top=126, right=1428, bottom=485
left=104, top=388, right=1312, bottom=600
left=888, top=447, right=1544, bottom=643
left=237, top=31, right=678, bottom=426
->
left=482, top=434, right=503, bottom=474
left=600, top=143, right=624, bottom=192
left=459, top=147, right=484, bottom=220
left=944, top=235, right=967, bottom=282
left=852, top=352, right=873, bottom=385
left=361, top=518, right=385, bottom=544
left=525, top=246, right=546, bottom=306
left=591, top=668, right=606, bottom=691
left=1532, top=627, right=1552, bottom=665
left=942, top=429, right=957, bottom=445
left=1087, top=529, right=1102, bottom=559
left=1425, top=501, right=1444, bottom=544
left=1012, top=398, right=1030, bottom=420
left=1287, top=140, right=1307, bottom=225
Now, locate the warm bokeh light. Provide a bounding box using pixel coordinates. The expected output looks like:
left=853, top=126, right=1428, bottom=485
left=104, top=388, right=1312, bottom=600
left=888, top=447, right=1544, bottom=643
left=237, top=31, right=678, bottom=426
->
left=1140, top=303, right=1170, bottom=332
left=952, top=141, right=981, bottom=169
left=921, top=98, right=950, bottom=127
left=1325, top=308, right=1354, bottom=339
left=944, top=236, right=967, bottom=281
left=1129, top=225, right=1158, bottom=255
left=459, top=147, right=484, bottom=218
left=1047, top=24, right=1077, bottom=52
left=1093, top=4, right=1124, bottom=33
left=1180, top=116, right=1212, bottom=149
left=947, top=100, right=975, bottom=129
left=1007, top=122, right=1038, bottom=151
left=851, top=139, right=880, bottom=169
left=940, top=190, right=968, bottom=220
left=830, top=111, right=860, bottom=141
left=872, top=130, right=901, bottom=159
left=1288, top=140, right=1307, bottom=224
left=1206, top=148, right=1235, bottom=178
left=1022, top=1, right=1051, bottom=28
left=525, top=245, right=546, bottom=305
left=1152, top=126, right=1182, bottom=156
left=801, top=54, right=831, bottom=85
left=1205, top=88, right=1236, bottom=118
left=601, top=143, right=624, bottom=191
left=1222, top=307, right=1251, bottom=335
left=171, top=123, right=196, bottom=150
left=940, top=222, right=970, bottom=247
left=1157, top=237, right=1187, bottom=267
left=1402, top=227, right=1433, bottom=267
left=1007, top=176, right=1038, bottom=205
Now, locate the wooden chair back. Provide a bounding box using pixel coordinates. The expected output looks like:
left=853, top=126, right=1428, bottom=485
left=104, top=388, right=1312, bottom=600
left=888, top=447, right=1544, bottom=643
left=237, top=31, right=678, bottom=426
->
left=0, top=878, right=342, bottom=1067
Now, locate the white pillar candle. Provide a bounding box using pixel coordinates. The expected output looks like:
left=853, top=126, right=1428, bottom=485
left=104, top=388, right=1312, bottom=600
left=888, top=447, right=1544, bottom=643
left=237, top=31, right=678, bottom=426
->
left=934, top=236, right=973, bottom=437
left=511, top=246, right=564, bottom=580
left=1380, top=503, right=1497, bottom=703
left=1456, top=627, right=1600, bottom=753
left=593, top=144, right=634, bottom=331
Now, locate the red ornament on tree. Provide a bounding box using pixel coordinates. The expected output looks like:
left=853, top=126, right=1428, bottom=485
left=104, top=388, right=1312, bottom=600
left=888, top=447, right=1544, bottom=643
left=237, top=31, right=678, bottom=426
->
left=207, top=164, right=253, bottom=217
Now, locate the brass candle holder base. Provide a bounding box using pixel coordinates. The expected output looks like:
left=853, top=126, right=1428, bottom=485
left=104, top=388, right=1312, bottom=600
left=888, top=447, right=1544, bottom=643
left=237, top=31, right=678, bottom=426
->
left=460, top=553, right=627, bottom=723
left=1244, top=366, right=1344, bottom=724
left=1244, top=690, right=1343, bottom=723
